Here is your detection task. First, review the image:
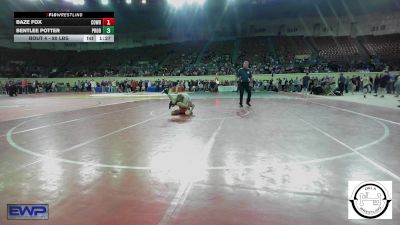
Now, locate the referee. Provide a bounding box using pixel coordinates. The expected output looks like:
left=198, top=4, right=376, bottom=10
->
left=237, top=61, right=252, bottom=107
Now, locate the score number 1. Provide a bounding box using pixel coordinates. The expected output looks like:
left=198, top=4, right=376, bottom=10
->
left=102, top=18, right=114, bottom=26
left=102, top=18, right=115, bottom=35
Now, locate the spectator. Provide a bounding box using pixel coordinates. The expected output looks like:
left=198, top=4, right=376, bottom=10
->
left=394, top=74, right=400, bottom=98
left=90, top=80, right=96, bottom=93
left=0, top=80, right=3, bottom=95
left=376, top=72, right=390, bottom=98
left=373, top=74, right=380, bottom=94
left=338, top=73, right=346, bottom=96
left=21, top=79, right=28, bottom=94
left=361, top=75, right=371, bottom=98
left=51, top=81, right=56, bottom=92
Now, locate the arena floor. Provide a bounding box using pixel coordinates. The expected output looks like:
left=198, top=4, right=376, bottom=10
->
left=0, top=92, right=399, bottom=225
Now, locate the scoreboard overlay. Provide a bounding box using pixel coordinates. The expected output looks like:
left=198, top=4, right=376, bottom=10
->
left=14, top=12, right=114, bottom=43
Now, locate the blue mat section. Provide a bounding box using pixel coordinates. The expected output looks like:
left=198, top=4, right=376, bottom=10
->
left=147, top=87, right=158, bottom=92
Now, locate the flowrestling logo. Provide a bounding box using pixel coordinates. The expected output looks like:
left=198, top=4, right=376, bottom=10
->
left=7, top=204, right=49, bottom=220
left=348, top=181, right=392, bottom=219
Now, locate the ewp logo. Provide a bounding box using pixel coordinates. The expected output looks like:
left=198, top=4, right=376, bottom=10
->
left=7, top=204, right=49, bottom=220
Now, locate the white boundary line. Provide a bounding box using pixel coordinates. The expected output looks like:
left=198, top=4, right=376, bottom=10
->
left=0, top=97, right=142, bottom=123
left=305, top=100, right=400, bottom=126
left=299, top=117, right=400, bottom=181
left=0, top=101, right=158, bottom=177
left=158, top=97, right=249, bottom=225
left=1, top=114, right=44, bottom=122
left=158, top=181, right=193, bottom=225
left=158, top=115, right=227, bottom=225
left=4, top=98, right=390, bottom=174
left=0, top=102, right=155, bottom=138
left=3, top=101, right=251, bottom=178
left=354, top=119, right=390, bottom=151
left=5, top=111, right=168, bottom=173
left=207, top=118, right=389, bottom=170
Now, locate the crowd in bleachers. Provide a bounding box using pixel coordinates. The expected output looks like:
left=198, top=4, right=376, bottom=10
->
left=2, top=71, right=399, bottom=98
left=1, top=78, right=228, bottom=95
left=1, top=34, right=399, bottom=79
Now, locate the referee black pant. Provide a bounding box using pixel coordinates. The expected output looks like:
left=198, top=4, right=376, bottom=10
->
left=239, top=82, right=251, bottom=104
left=339, top=83, right=345, bottom=95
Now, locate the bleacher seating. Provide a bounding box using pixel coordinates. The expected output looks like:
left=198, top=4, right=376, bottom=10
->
left=1, top=34, right=399, bottom=78
left=360, top=34, right=400, bottom=62
left=309, top=36, right=359, bottom=62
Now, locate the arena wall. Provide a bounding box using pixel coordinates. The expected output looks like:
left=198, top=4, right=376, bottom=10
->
left=0, top=12, right=399, bottom=51
left=245, top=12, right=400, bottom=37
